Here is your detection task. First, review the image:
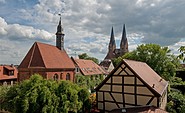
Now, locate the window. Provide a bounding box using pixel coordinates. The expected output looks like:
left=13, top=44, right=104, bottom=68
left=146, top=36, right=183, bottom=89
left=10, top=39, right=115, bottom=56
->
left=75, top=67, right=79, bottom=72
left=9, top=71, right=14, bottom=76
left=66, top=73, right=70, bottom=80
left=53, top=74, right=58, bottom=81
left=60, top=73, right=63, bottom=80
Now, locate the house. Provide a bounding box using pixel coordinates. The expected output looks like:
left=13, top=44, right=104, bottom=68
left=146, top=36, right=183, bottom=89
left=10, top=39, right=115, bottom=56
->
left=71, top=58, right=106, bottom=76
left=99, top=59, right=114, bottom=74
left=18, top=17, right=75, bottom=82
left=0, top=64, right=17, bottom=85
left=95, top=59, right=168, bottom=113
left=109, top=105, right=167, bottom=113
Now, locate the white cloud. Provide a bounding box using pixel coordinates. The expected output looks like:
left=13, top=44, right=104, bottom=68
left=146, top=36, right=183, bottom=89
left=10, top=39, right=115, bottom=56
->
left=0, top=17, right=54, bottom=41
left=0, top=0, right=185, bottom=64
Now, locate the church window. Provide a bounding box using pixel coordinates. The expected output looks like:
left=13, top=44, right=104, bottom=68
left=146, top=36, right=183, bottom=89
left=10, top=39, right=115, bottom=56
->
left=53, top=74, right=58, bottom=81
left=66, top=73, right=70, bottom=80
left=60, top=73, right=63, bottom=80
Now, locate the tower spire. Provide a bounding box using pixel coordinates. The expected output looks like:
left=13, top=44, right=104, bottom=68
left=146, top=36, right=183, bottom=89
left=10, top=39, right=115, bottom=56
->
left=104, top=27, right=116, bottom=60
left=120, top=24, right=128, bottom=55
left=110, top=27, right=116, bottom=47
left=56, top=15, right=65, bottom=50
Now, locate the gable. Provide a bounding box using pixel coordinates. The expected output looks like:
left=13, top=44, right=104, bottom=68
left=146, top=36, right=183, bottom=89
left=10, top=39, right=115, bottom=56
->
left=96, top=59, right=168, bottom=96
left=19, top=42, right=75, bottom=69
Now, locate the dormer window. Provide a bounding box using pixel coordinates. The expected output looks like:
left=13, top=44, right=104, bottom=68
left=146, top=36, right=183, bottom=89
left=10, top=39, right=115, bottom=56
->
left=9, top=70, right=14, bottom=76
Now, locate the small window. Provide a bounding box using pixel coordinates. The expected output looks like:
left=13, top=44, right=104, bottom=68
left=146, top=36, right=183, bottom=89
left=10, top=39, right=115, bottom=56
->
left=53, top=74, right=58, bottom=81
left=9, top=71, right=14, bottom=76
left=66, top=73, right=70, bottom=80
left=60, top=73, right=63, bottom=80
left=75, top=67, right=79, bottom=72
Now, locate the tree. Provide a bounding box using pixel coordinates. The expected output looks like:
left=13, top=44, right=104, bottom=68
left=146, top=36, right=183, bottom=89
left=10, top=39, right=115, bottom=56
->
left=113, top=44, right=180, bottom=80
left=166, top=91, right=185, bottom=113
left=78, top=53, right=99, bottom=64
left=178, top=46, right=185, bottom=62
left=2, top=74, right=90, bottom=113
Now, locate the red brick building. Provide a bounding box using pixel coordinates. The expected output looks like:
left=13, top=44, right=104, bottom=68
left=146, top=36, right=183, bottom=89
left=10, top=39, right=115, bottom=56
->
left=0, top=65, right=18, bottom=85
left=18, top=18, right=75, bottom=82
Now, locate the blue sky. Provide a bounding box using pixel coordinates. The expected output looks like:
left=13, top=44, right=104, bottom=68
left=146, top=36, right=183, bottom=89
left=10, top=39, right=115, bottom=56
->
left=0, top=0, right=185, bottom=64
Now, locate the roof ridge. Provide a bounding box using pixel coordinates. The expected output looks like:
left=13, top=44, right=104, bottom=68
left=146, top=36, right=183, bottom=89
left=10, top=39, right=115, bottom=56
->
left=28, top=42, right=36, bottom=68
left=36, top=42, right=46, bottom=68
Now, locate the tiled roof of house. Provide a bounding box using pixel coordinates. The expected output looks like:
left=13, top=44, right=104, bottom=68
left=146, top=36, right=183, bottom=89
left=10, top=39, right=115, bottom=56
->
left=123, top=59, right=168, bottom=96
left=109, top=105, right=167, bottom=113
left=0, top=65, right=17, bottom=80
left=73, top=59, right=106, bottom=75
left=19, top=42, right=75, bottom=69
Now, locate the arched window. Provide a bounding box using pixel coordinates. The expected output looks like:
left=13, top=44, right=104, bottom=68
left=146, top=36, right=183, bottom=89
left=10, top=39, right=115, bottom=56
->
left=53, top=74, right=58, bottom=81
left=66, top=73, right=70, bottom=80
left=60, top=73, right=63, bottom=80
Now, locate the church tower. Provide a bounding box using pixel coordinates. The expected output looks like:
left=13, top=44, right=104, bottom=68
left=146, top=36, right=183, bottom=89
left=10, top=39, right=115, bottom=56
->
left=105, top=27, right=116, bottom=59
left=56, top=17, right=65, bottom=50
left=120, top=24, right=128, bottom=55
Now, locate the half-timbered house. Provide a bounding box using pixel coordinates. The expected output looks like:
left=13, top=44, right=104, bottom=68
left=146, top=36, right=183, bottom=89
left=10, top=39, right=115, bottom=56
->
left=95, top=59, right=168, bottom=113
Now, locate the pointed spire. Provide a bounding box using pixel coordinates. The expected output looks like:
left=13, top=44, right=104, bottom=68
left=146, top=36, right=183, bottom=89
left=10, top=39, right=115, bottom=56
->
left=110, top=26, right=116, bottom=46
left=120, top=24, right=128, bottom=54
left=56, top=16, right=65, bottom=50
left=57, top=17, right=63, bottom=34
left=122, top=24, right=126, bottom=42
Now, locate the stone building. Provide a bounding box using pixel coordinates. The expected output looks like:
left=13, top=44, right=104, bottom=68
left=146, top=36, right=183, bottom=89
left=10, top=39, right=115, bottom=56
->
left=105, top=25, right=128, bottom=60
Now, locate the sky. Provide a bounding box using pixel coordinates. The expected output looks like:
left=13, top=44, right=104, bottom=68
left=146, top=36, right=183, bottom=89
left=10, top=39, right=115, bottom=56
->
left=0, top=0, right=185, bottom=64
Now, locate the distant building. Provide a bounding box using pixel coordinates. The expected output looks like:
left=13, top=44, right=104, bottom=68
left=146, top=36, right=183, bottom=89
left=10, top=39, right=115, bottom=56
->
left=95, top=59, right=168, bottom=113
left=71, top=57, right=106, bottom=76
left=18, top=17, right=75, bottom=82
left=100, top=25, right=128, bottom=73
left=99, top=59, right=114, bottom=75
left=0, top=64, right=17, bottom=85
left=105, top=25, right=128, bottom=60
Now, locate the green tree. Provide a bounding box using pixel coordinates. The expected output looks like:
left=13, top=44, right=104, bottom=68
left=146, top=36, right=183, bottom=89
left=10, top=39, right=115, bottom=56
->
left=113, top=44, right=180, bottom=80
left=78, top=53, right=99, bottom=64
left=178, top=46, right=185, bottom=62
left=2, top=74, right=90, bottom=113
left=166, top=91, right=185, bottom=113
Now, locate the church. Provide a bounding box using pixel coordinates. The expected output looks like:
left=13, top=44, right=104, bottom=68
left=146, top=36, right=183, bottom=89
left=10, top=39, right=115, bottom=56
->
left=105, top=25, right=128, bottom=60
left=100, top=25, right=128, bottom=73
left=18, top=18, right=75, bottom=82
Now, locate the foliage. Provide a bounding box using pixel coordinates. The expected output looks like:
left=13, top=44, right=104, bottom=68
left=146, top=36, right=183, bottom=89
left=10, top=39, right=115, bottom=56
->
left=78, top=53, right=99, bottom=64
left=166, top=91, right=185, bottom=113
left=75, top=74, right=104, bottom=91
left=113, top=44, right=180, bottom=80
left=178, top=46, right=185, bottom=62
left=0, top=85, right=10, bottom=110
left=2, top=74, right=90, bottom=113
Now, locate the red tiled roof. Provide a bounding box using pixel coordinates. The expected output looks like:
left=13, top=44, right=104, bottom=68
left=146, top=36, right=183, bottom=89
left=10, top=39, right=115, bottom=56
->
left=123, top=59, right=168, bottom=96
left=0, top=65, right=17, bottom=80
left=73, top=59, right=106, bottom=75
left=19, top=42, right=75, bottom=69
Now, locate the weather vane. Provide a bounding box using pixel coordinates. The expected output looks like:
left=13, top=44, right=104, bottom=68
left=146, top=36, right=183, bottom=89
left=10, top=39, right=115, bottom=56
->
left=58, top=13, right=61, bottom=20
